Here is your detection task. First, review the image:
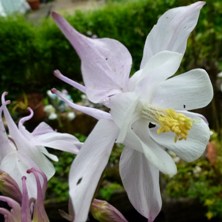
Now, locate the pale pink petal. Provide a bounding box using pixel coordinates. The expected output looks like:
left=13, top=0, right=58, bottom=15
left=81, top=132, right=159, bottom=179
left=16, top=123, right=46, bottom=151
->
left=18, top=108, right=34, bottom=133
left=52, top=88, right=111, bottom=120
left=32, top=122, right=54, bottom=136
left=120, top=148, right=161, bottom=222
left=21, top=176, right=32, bottom=222
left=1, top=93, right=27, bottom=148
left=69, top=119, right=118, bottom=222
left=54, top=70, right=86, bottom=93
left=19, top=110, right=58, bottom=165
left=0, top=196, right=21, bottom=220
left=149, top=111, right=210, bottom=162
left=32, top=122, right=73, bottom=159
left=152, top=68, right=213, bottom=110
left=51, top=12, right=132, bottom=103
left=140, top=1, right=205, bottom=68
left=32, top=131, right=82, bottom=154
left=27, top=168, right=49, bottom=222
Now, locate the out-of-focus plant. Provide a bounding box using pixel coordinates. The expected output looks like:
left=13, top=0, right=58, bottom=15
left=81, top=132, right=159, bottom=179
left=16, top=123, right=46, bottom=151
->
left=9, top=93, right=29, bottom=120
left=43, top=89, right=76, bottom=126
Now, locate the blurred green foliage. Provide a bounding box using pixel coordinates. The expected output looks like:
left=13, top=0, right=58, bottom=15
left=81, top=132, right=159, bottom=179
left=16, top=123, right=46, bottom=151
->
left=0, top=0, right=217, bottom=89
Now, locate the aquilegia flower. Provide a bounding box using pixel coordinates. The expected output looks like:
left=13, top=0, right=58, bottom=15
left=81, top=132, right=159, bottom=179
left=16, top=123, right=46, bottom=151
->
left=52, top=1, right=213, bottom=221
left=0, top=92, right=82, bottom=198
left=0, top=168, right=49, bottom=221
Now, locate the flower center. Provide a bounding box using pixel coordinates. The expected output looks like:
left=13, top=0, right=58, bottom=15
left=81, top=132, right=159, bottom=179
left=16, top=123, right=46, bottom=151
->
left=142, top=105, right=193, bottom=142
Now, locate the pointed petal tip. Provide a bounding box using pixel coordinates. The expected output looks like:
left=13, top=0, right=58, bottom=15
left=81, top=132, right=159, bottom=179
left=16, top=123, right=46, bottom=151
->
left=169, top=167, right=177, bottom=177
left=53, top=69, right=60, bottom=77
left=53, top=69, right=64, bottom=80
left=187, top=1, right=205, bottom=11
left=1, top=92, right=10, bottom=106
left=51, top=11, right=66, bottom=26
left=51, top=88, right=57, bottom=94
left=21, top=176, right=27, bottom=182
left=197, top=1, right=206, bottom=7
left=186, top=1, right=205, bottom=9
left=1, top=92, right=8, bottom=103
left=51, top=11, right=59, bottom=20
left=2, top=91, right=8, bottom=96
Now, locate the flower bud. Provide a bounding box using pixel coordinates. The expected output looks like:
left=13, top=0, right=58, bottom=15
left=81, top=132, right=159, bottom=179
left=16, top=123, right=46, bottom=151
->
left=0, top=171, right=22, bottom=203
left=90, top=199, right=128, bottom=222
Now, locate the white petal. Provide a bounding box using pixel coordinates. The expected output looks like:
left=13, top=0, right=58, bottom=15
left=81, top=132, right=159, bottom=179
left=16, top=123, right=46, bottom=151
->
left=69, top=119, right=118, bottom=222
left=130, top=51, right=182, bottom=94
left=140, top=1, right=205, bottom=68
left=22, top=120, right=79, bottom=154
left=124, top=120, right=177, bottom=175
left=40, top=147, right=59, bottom=162
left=152, top=69, right=213, bottom=110
left=1, top=94, right=28, bottom=149
left=32, top=122, right=54, bottom=136
left=149, top=111, right=210, bottom=162
left=33, top=131, right=81, bottom=154
left=132, top=51, right=182, bottom=100
left=21, top=147, right=55, bottom=180
left=109, top=92, right=139, bottom=143
left=119, top=148, right=161, bottom=221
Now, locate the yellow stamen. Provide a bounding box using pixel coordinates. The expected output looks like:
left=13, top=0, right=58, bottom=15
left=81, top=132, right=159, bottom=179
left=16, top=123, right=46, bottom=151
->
left=156, top=109, right=193, bottom=142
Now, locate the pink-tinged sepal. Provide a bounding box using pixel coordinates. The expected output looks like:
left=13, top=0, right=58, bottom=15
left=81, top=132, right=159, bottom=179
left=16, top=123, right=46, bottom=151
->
left=52, top=88, right=111, bottom=120
left=27, top=168, right=49, bottom=222
left=51, top=12, right=132, bottom=103
left=0, top=196, right=22, bottom=222
left=21, top=176, right=32, bottom=222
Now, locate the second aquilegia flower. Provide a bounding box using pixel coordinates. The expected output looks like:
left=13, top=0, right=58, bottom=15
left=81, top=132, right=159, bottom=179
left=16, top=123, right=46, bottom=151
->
left=0, top=92, right=82, bottom=198
left=52, top=1, right=213, bottom=221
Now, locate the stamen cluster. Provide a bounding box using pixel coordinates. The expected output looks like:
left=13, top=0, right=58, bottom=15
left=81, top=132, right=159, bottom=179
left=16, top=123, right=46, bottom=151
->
left=157, top=109, right=193, bottom=142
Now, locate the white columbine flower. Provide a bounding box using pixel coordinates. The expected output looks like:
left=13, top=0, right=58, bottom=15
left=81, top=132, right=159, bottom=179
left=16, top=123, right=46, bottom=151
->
left=52, top=2, right=213, bottom=221
left=0, top=92, right=82, bottom=198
